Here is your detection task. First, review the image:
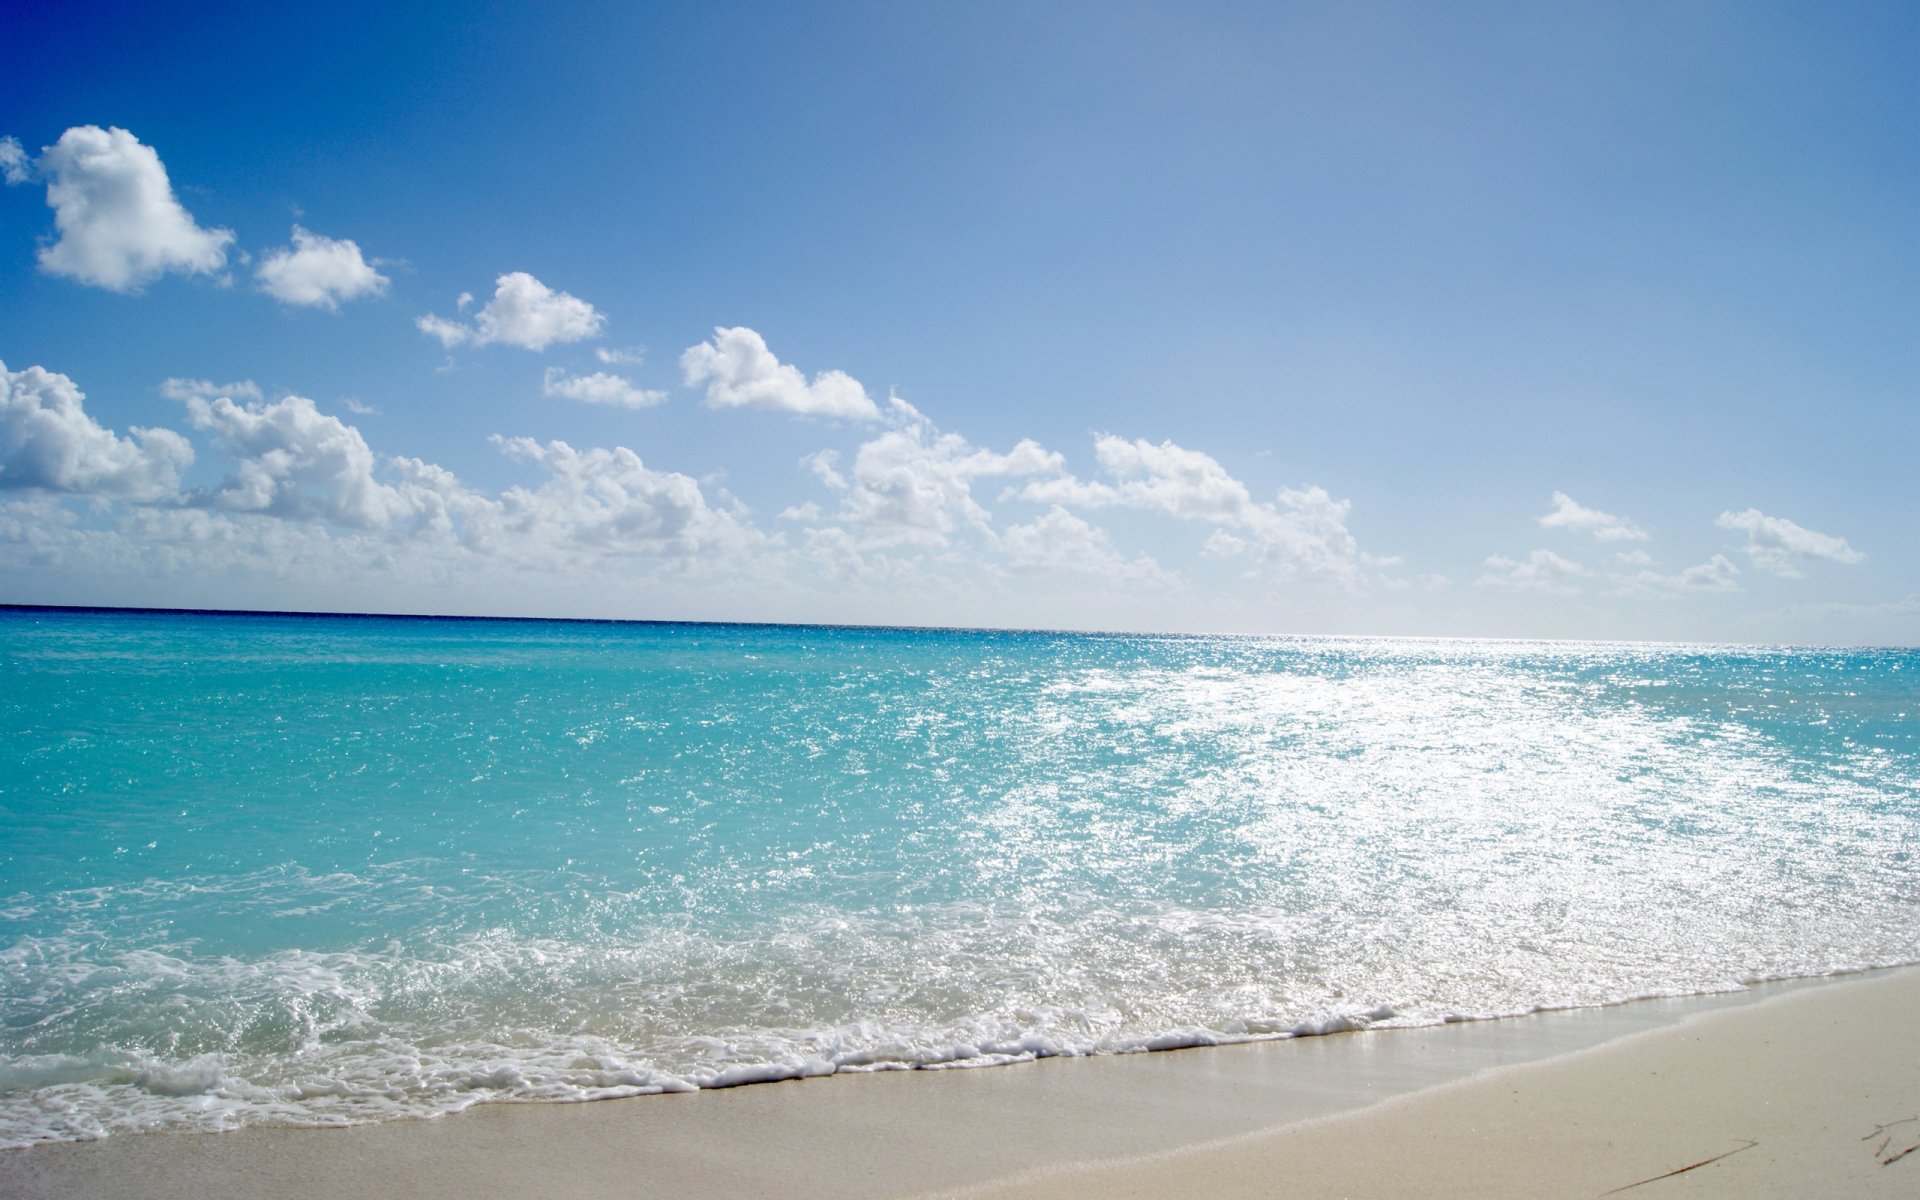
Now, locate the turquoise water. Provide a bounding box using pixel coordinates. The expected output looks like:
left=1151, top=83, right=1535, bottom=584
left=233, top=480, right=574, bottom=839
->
left=1, top=608, right=1916, bottom=1145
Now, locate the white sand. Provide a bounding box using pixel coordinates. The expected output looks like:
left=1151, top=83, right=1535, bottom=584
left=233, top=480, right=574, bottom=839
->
left=950, top=967, right=1920, bottom=1199
left=1, top=967, right=1913, bottom=1199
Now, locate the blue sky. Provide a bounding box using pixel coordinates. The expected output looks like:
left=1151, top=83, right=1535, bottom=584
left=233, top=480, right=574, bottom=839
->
left=2, top=0, right=1914, bottom=641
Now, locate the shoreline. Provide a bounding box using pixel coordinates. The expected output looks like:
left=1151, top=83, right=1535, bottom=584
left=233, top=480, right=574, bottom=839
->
left=4, top=965, right=1914, bottom=1199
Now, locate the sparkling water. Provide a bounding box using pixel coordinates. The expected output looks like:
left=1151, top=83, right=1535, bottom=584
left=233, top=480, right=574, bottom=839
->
left=2, top=608, right=1915, bottom=1145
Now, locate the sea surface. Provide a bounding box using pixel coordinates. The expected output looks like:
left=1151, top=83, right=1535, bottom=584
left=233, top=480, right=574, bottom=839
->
left=1, top=608, right=1915, bottom=1146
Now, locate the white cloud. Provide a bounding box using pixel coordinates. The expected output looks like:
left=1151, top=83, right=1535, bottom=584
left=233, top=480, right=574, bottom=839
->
left=160, top=377, right=263, bottom=404
left=0, top=137, right=28, bottom=185
left=1018, top=436, right=1251, bottom=520
left=21, top=126, right=233, bottom=291
left=1, top=361, right=192, bottom=501
left=1615, top=554, right=1742, bottom=596
left=596, top=346, right=646, bottom=366
left=1478, top=549, right=1588, bottom=593
left=803, top=449, right=848, bottom=490
left=487, top=437, right=760, bottom=561
left=417, top=272, right=605, bottom=351
left=778, top=501, right=821, bottom=522
left=417, top=315, right=471, bottom=346
left=1614, top=548, right=1653, bottom=566
left=681, top=327, right=880, bottom=420
left=1715, top=508, right=1865, bottom=577
left=1673, top=554, right=1742, bottom=592
left=2, top=363, right=777, bottom=591
left=1012, top=435, right=1363, bottom=582
left=1538, top=491, right=1648, bottom=542
left=831, top=401, right=1061, bottom=546
left=1000, top=506, right=1177, bottom=588
left=1243, top=485, right=1362, bottom=579
left=1202, top=530, right=1246, bottom=558
left=184, top=393, right=406, bottom=529
left=542, top=368, right=665, bottom=409
left=254, top=226, right=388, bottom=309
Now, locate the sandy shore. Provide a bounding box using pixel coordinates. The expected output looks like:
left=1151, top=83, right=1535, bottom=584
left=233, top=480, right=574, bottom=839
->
left=2, top=967, right=1914, bottom=1199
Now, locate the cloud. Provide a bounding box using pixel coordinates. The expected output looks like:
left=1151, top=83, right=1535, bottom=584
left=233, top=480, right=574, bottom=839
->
left=1018, top=436, right=1251, bottom=519
left=830, top=401, right=1061, bottom=545
left=1613, top=553, right=1742, bottom=597
left=778, top=501, right=821, bottom=522
left=183, top=392, right=407, bottom=529
left=254, top=226, right=388, bottom=308
left=1672, top=554, right=1742, bottom=592
left=16, top=126, right=233, bottom=291
left=803, top=449, right=848, bottom=490
left=542, top=368, right=666, bottom=409
left=1202, top=531, right=1246, bottom=558
left=1, top=361, right=193, bottom=501
left=417, top=272, right=605, bottom=350
left=999, top=506, right=1177, bottom=588
left=1478, top=548, right=1588, bottom=593
left=487, top=437, right=760, bottom=561
left=160, top=377, right=263, bottom=404
left=1613, top=548, right=1653, bottom=566
left=1715, top=508, right=1865, bottom=577
left=0, top=136, right=27, bottom=185
left=596, top=346, right=645, bottom=366
left=1775, top=592, right=1920, bottom=631
left=1538, top=491, right=1648, bottom=542
left=1241, top=486, right=1363, bottom=580
left=3, top=363, right=777, bottom=591
left=1012, top=435, right=1364, bottom=582
left=681, top=327, right=880, bottom=420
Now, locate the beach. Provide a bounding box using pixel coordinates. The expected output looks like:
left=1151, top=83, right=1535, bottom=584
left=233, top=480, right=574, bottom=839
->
left=2, top=966, right=1913, bottom=1198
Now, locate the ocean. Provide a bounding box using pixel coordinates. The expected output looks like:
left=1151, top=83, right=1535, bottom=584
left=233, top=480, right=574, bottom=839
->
left=1, top=607, right=1914, bottom=1147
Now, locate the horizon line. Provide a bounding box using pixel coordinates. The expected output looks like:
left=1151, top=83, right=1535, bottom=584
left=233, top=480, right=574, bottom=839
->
left=1, top=602, right=1905, bottom=652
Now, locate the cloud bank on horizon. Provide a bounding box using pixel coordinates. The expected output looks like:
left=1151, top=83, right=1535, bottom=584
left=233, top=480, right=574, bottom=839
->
left=0, top=0, right=1911, bottom=651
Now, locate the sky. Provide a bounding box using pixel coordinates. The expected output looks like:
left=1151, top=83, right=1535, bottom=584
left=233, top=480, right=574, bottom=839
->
left=1, top=0, right=1914, bottom=643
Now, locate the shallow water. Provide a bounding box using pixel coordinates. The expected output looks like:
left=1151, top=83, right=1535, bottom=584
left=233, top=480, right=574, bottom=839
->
left=2, top=608, right=1915, bottom=1145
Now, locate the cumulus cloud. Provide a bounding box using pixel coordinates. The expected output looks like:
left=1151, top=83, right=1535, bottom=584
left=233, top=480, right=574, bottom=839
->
left=681, top=327, right=880, bottom=420
left=1478, top=548, right=1588, bottom=594
left=1715, top=508, right=1865, bottom=577
left=183, top=392, right=407, bottom=528
left=254, top=226, right=388, bottom=308
left=541, top=368, right=665, bottom=409
left=1672, top=554, right=1742, bottom=592
left=1538, top=491, right=1648, bottom=542
left=829, top=401, right=1061, bottom=545
left=1011, top=435, right=1364, bottom=582
left=596, top=346, right=645, bottom=366
left=4, top=362, right=781, bottom=591
left=487, top=437, right=759, bottom=561
left=417, top=272, right=606, bottom=351
left=14, top=126, right=233, bottom=291
left=803, top=449, right=848, bottom=491
left=1, top=361, right=192, bottom=502
left=1000, top=506, right=1177, bottom=588
left=1018, top=437, right=1250, bottom=519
